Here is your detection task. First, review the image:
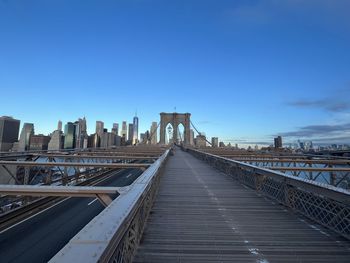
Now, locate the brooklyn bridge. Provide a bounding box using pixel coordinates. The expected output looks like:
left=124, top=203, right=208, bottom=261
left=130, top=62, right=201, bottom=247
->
left=0, top=113, right=349, bottom=263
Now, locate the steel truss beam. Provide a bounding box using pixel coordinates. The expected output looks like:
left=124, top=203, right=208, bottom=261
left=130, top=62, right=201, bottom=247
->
left=33, top=155, right=157, bottom=160
left=48, top=149, right=170, bottom=263
left=0, top=185, right=120, bottom=207
left=0, top=161, right=150, bottom=168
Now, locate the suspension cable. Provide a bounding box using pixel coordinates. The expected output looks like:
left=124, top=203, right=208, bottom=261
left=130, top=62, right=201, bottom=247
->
left=178, top=126, right=183, bottom=143
left=142, top=122, right=160, bottom=144
left=190, top=120, right=212, bottom=146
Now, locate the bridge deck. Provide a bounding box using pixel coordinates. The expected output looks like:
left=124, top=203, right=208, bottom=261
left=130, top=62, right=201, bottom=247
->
left=133, top=149, right=350, bottom=263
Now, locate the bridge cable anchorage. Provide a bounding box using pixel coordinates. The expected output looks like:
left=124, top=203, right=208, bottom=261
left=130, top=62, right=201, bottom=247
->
left=190, top=120, right=212, bottom=146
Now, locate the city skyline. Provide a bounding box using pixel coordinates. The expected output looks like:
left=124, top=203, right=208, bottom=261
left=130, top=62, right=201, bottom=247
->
left=2, top=114, right=348, bottom=150
left=0, top=1, right=349, bottom=146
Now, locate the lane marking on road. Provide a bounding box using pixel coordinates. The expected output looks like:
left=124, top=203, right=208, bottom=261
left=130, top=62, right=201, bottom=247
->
left=0, top=197, right=70, bottom=234
left=0, top=168, right=134, bottom=234
left=87, top=198, right=98, bottom=206
left=126, top=173, right=132, bottom=178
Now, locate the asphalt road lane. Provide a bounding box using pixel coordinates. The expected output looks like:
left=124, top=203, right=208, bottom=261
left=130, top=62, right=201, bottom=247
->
left=0, top=167, right=143, bottom=263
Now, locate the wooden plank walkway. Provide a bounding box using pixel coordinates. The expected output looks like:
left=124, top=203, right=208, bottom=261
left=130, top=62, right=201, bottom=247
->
left=133, top=149, right=350, bottom=262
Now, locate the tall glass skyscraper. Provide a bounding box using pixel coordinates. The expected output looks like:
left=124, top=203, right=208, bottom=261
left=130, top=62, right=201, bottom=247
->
left=132, top=115, right=139, bottom=145
left=64, top=122, right=76, bottom=149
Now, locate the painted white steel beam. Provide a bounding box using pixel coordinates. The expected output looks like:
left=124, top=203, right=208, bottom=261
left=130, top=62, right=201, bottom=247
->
left=0, top=185, right=121, bottom=207
left=0, top=161, right=150, bottom=168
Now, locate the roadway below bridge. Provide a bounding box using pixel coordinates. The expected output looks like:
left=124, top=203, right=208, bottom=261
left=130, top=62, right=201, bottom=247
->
left=0, top=167, right=143, bottom=263
left=134, top=149, right=350, bottom=263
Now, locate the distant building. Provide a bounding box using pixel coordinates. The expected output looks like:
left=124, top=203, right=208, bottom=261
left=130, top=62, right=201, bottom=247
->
left=120, top=135, right=126, bottom=146
left=74, top=117, right=88, bottom=149
left=64, top=122, right=75, bottom=149
left=140, top=133, right=144, bottom=140
left=112, top=123, right=119, bottom=135
left=128, top=123, right=133, bottom=142
left=48, top=130, right=64, bottom=151
left=57, top=120, right=62, bottom=132
left=95, top=121, right=104, bottom=135
left=115, top=135, right=121, bottom=146
left=0, top=116, right=20, bottom=152
left=140, top=132, right=149, bottom=143
left=274, top=136, right=282, bottom=148
left=132, top=116, right=139, bottom=145
left=211, top=137, right=218, bottom=148
left=150, top=122, right=158, bottom=144
left=121, top=121, right=127, bottom=140
left=100, top=130, right=117, bottom=148
left=18, top=123, right=34, bottom=151
left=219, top=142, right=225, bottom=148
left=100, top=132, right=108, bottom=148
left=190, top=129, right=194, bottom=145
left=145, top=130, right=150, bottom=143
left=30, top=134, right=51, bottom=150
left=88, top=133, right=100, bottom=148
left=195, top=134, right=206, bottom=148
left=107, top=132, right=117, bottom=147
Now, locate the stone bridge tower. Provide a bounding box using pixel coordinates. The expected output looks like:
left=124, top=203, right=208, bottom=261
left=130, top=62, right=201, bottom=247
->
left=159, top=112, right=191, bottom=145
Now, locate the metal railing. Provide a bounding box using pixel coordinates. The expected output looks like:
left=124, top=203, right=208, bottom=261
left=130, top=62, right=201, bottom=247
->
left=49, top=149, right=169, bottom=263
left=186, top=148, right=350, bottom=240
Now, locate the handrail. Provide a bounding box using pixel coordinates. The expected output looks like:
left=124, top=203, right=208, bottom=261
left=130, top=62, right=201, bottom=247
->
left=49, top=149, right=169, bottom=263
left=186, top=148, right=350, bottom=240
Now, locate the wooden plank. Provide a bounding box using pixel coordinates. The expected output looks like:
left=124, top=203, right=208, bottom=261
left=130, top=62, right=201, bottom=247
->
left=133, top=150, right=350, bottom=263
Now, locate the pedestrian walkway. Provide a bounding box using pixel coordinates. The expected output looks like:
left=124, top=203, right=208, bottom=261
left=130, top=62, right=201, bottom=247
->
left=133, top=149, right=350, bottom=262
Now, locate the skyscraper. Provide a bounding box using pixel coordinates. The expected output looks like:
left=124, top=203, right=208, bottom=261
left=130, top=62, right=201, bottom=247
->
left=18, top=123, right=34, bottom=151
left=195, top=134, right=206, bottom=148
left=64, top=122, right=76, bottom=149
left=0, top=116, right=20, bottom=152
left=112, top=123, right=119, bottom=135
left=150, top=122, right=158, bottom=144
left=75, top=117, right=88, bottom=149
left=74, top=120, right=82, bottom=149
left=274, top=136, right=282, bottom=148
left=57, top=120, right=62, bottom=131
left=132, top=115, right=139, bottom=145
left=48, top=130, right=64, bottom=151
left=211, top=137, right=219, bottom=148
left=121, top=121, right=127, bottom=139
left=100, top=131, right=117, bottom=148
left=95, top=121, right=104, bottom=135
left=128, top=123, right=133, bottom=142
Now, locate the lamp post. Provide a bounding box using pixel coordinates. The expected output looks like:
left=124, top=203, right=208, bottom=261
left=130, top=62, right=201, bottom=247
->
left=167, top=126, right=173, bottom=144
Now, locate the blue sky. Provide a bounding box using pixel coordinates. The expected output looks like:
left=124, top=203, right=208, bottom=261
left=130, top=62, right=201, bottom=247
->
left=0, top=0, right=349, bottom=146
